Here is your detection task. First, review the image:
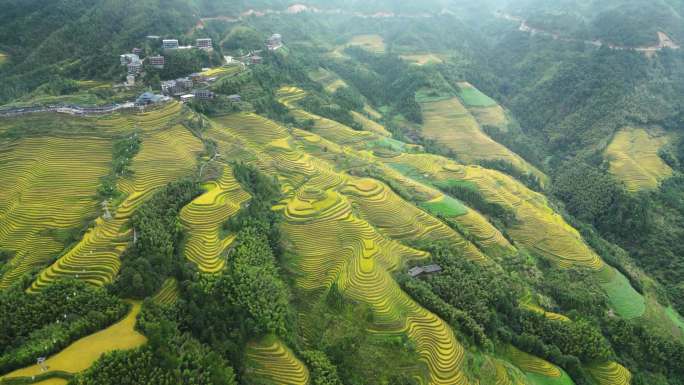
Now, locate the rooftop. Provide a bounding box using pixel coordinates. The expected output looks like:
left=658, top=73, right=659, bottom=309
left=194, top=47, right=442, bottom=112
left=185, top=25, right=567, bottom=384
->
left=408, top=264, right=442, bottom=277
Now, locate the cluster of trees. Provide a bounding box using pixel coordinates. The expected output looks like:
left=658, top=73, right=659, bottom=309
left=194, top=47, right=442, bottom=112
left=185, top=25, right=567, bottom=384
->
left=221, top=26, right=265, bottom=53
left=467, top=17, right=684, bottom=326
left=552, top=161, right=684, bottom=312
left=439, top=180, right=517, bottom=230
left=602, top=317, right=684, bottom=384
left=399, top=243, right=617, bottom=384
left=478, top=158, right=543, bottom=192
left=0, top=279, right=126, bottom=373
left=114, top=181, right=202, bottom=298
left=328, top=48, right=425, bottom=123
left=180, top=225, right=293, bottom=367
left=71, top=301, right=237, bottom=385
left=39, top=75, right=80, bottom=96
left=187, top=96, right=240, bottom=116
left=98, top=133, right=141, bottom=200
left=79, top=165, right=335, bottom=384
left=299, top=93, right=362, bottom=130
left=591, top=2, right=684, bottom=47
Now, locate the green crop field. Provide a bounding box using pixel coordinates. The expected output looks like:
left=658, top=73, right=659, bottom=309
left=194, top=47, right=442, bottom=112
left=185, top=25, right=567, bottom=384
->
left=457, top=82, right=498, bottom=107
left=420, top=195, right=468, bottom=217
left=598, top=266, right=646, bottom=319
left=666, top=306, right=684, bottom=333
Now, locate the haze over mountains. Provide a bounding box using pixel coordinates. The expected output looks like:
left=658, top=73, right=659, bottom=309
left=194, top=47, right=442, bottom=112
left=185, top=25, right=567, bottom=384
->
left=0, top=1, right=683, bottom=385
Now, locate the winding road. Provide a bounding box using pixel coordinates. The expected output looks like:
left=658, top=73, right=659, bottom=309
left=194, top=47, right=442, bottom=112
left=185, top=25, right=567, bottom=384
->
left=0, top=102, right=139, bottom=118
left=497, top=11, right=680, bottom=54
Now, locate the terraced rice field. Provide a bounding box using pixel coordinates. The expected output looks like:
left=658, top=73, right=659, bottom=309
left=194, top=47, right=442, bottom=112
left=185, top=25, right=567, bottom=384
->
left=341, top=178, right=487, bottom=262
left=468, top=104, right=509, bottom=132
left=308, top=67, right=348, bottom=93
left=508, top=347, right=562, bottom=378
left=0, top=137, right=111, bottom=289
left=276, top=87, right=515, bottom=262
left=281, top=186, right=470, bottom=385
left=452, top=210, right=516, bottom=259
left=278, top=87, right=377, bottom=147
left=520, top=296, right=571, bottom=323
left=604, top=127, right=672, bottom=192
left=351, top=111, right=391, bottom=137
left=588, top=362, right=631, bottom=385
left=420, top=97, right=547, bottom=185
left=461, top=168, right=603, bottom=269
left=200, top=65, right=241, bottom=78
left=420, top=195, right=468, bottom=217
left=30, top=123, right=202, bottom=291
left=210, top=95, right=630, bottom=385
left=180, top=165, right=250, bottom=272
left=457, top=82, right=498, bottom=107
left=0, top=302, right=146, bottom=382
left=152, top=278, right=179, bottom=305
left=27, top=379, right=68, bottom=385
left=347, top=34, right=386, bottom=53
left=507, top=347, right=576, bottom=385
left=480, top=358, right=520, bottom=385
left=364, top=104, right=383, bottom=120
left=382, top=154, right=604, bottom=270
left=597, top=266, right=645, bottom=319
left=0, top=52, right=7, bottom=65
left=400, top=53, right=443, bottom=66
left=244, top=337, right=310, bottom=385
left=203, top=109, right=477, bottom=384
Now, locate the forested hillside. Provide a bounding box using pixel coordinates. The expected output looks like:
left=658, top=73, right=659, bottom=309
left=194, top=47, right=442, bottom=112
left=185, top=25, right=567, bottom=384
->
left=503, top=0, right=684, bottom=46
left=0, top=1, right=683, bottom=385
left=0, top=0, right=197, bottom=102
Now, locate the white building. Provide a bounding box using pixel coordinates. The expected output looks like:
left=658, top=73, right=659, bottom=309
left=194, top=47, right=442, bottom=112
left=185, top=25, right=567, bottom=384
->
left=162, top=39, right=179, bottom=50
left=267, top=33, right=283, bottom=50
left=161, top=77, right=193, bottom=96
left=120, top=53, right=140, bottom=66
left=148, top=55, right=165, bottom=69
left=196, top=38, right=212, bottom=50
left=127, top=61, right=142, bottom=75
left=126, top=75, right=135, bottom=86
left=180, top=94, right=195, bottom=103
left=193, top=89, right=214, bottom=100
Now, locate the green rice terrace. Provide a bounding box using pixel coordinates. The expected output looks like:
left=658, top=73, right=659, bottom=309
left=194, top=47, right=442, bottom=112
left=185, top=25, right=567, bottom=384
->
left=1, top=1, right=684, bottom=385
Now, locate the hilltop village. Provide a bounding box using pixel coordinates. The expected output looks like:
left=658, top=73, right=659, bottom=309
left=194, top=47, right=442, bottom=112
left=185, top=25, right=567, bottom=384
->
left=118, top=33, right=283, bottom=106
